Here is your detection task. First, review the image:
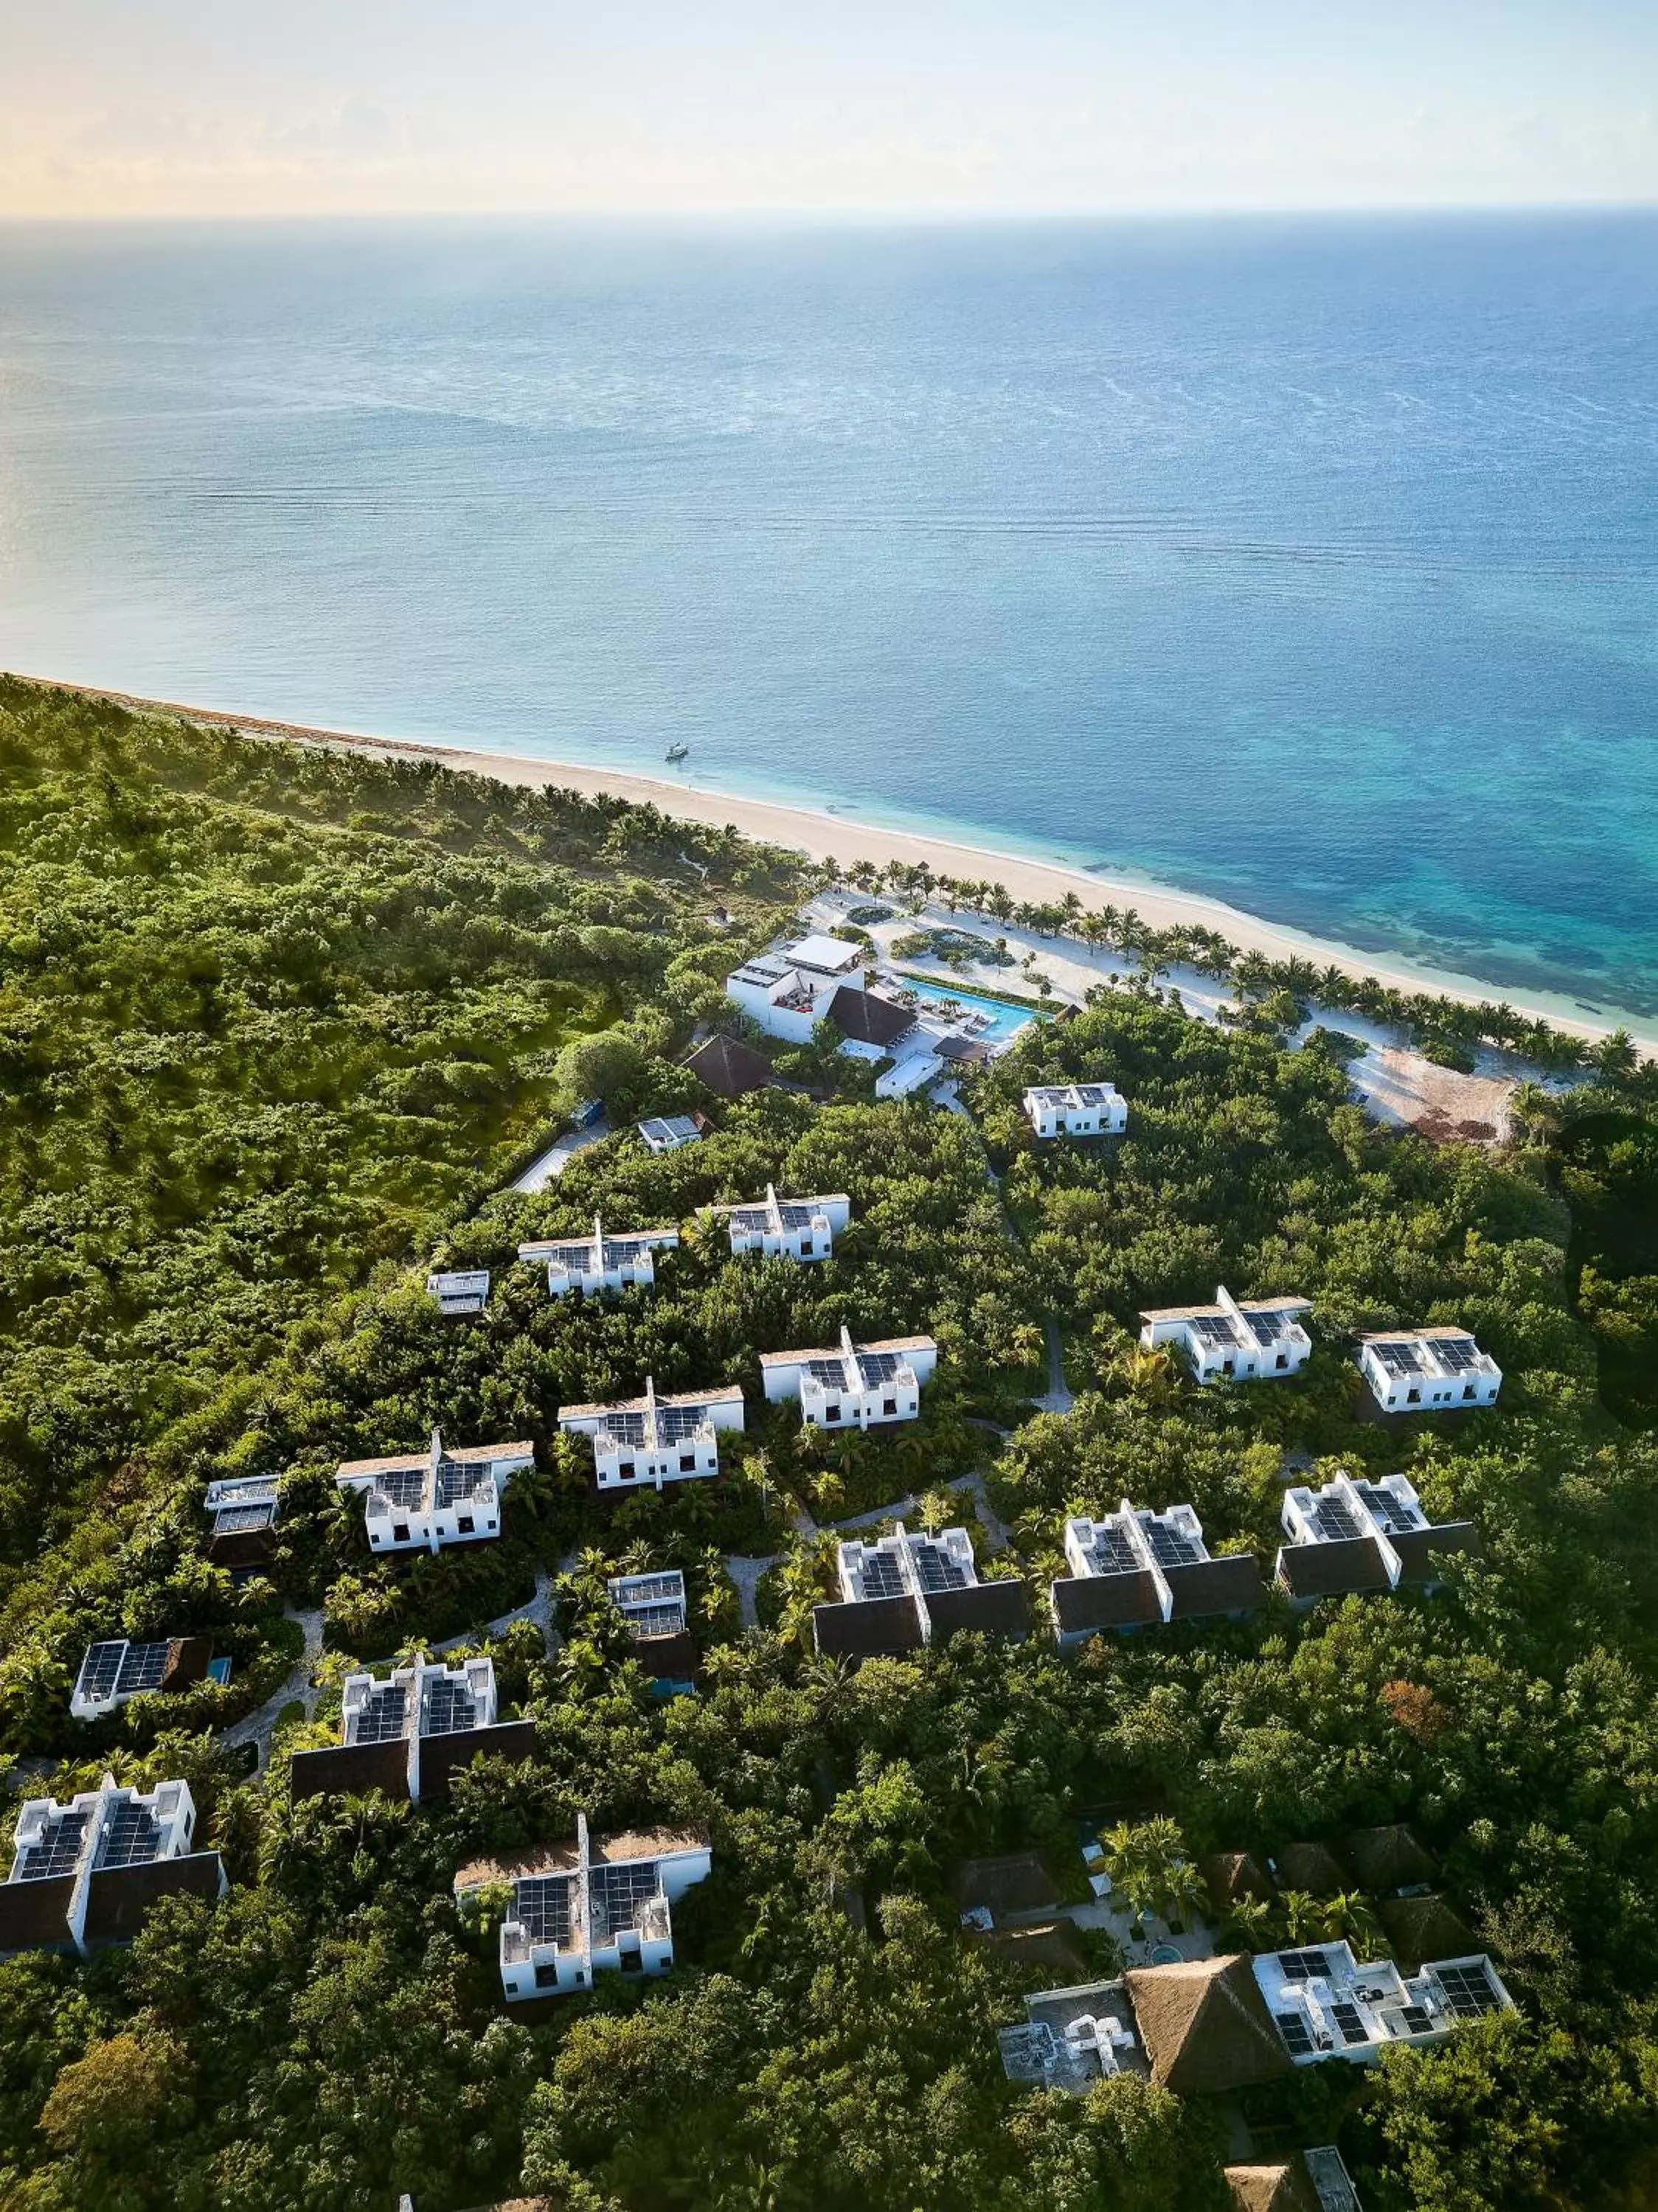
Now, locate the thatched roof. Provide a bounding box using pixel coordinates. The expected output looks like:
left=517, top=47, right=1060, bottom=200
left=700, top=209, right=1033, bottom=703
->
left=1272, top=1840, right=1349, bottom=1897
left=1377, top=1891, right=1478, bottom=1972
left=1224, top=2157, right=1325, bottom=2212
left=1201, top=1851, right=1273, bottom=1909
left=1344, top=1822, right=1437, bottom=1893
left=1124, top=1954, right=1293, bottom=2093
left=685, top=1032, right=774, bottom=1098
left=948, top=1851, right=1061, bottom=1918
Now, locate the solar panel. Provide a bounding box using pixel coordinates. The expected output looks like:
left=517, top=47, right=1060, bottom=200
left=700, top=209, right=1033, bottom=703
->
left=657, top=1403, right=710, bottom=1444
left=1193, top=1313, right=1243, bottom=1347
left=117, top=1643, right=170, bottom=1697
left=436, top=1460, right=490, bottom=1507
left=546, top=1241, right=595, bottom=1267
left=375, top=1467, right=426, bottom=1509
left=627, top=1601, right=688, bottom=1637
left=97, top=1801, right=164, bottom=1869
left=1244, top=1310, right=1284, bottom=1346
left=1374, top=1340, right=1424, bottom=1378
left=209, top=1476, right=278, bottom=1506
left=857, top=1351, right=902, bottom=1385
left=1397, top=2004, right=1435, bottom=2035
left=1083, top=1523, right=1140, bottom=1576
left=513, top=1876, right=575, bottom=1945
left=613, top=1572, right=684, bottom=1607
left=729, top=1208, right=769, bottom=1232
left=422, top=1677, right=478, bottom=1736
left=589, top=1860, right=662, bottom=1941
left=1075, top=1085, right=1114, bottom=1105
left=806, top=1357, right=850, bottom=1388
left=1331, top=2000, right=1368, bottom=2045
left=911, top=1543, right=968, bottom=1593
left=1144, top=1520, right=1201, bottom=1569
left=857, top=1551, right=906, bottom=1599
left=1308, top=1493, right=1364, bottom=1541
left=603, top=1412, right=648, bottom=1446
left=214, top=1502, right=276, bottom=1534
left=1277, top=1950, right=1330, bottom=1983
left=1434, top=1962, right=1499, bottom=2018
left=1275, top=2011, right=1315, bottom=2056
left=1356, top=1482, right=1422, bottom=1534
left=77, top=1642, right=128, bottom=1703
left=353, top=1685, right=408, bottom=1743
left=16, top=1812, right=87, bottom=1880
left=778, top=1203, right=816, bottom=1231
left=1431, top=1338, right=1479, bottom=1374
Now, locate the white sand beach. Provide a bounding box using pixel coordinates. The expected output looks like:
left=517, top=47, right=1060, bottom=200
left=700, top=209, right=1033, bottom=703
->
left=21, top=675, right=1657, bottom=1057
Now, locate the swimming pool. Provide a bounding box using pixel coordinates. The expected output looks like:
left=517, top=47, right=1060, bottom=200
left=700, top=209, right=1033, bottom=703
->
left=894, top=971, right=1046, bottom=1048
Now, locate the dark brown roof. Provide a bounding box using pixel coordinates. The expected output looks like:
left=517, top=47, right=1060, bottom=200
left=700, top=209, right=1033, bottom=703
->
left=826, top=984, right=916, bottom=1048
left=290, top=1738, right=409, bottom=1804
left=1165, top=1554, right=1264, bottom=1620
left=629, top=1627, right=699, bottom=1682
left=420, top=1720, right=538, bottom=1802
left=1125, top=1954, right=1294, bottom=2093
left=934, top=1033, right=991, bottom=1064
left=1390, top=1520, right=1480, bottom=1585
left=162, top=1637, right=214, bottom=1691
left=82, top=1852, right=226, bottom=1945
left=811, top=1595, right=925, bottom=1659
left=948, top=1851, right=1062, bottom=1917
left=974, top=1919, right=1089, bottom=1978
left=1052, top=1569, right=1164, bottom=1633
left=1224, top=2155, right=1325, bottom=2212
left=1344, top=1823, right=1437, bottom=1893
left=0, top=1874, right=76, bottom=1954
left=685, top=1032, right=774, bottom=1098
left=924, top=1579, right=1030, bottom=1641
left=208, top=1525, right=277, bottom=1571
left=1272, top=1841, right=1349, bottom=1898
left=1377, top=1891, right=1477, bottom=1972
left=1275, top=1535, right=1392, bottom=1600
left=1200, top=1851, right=1274, bottom=1908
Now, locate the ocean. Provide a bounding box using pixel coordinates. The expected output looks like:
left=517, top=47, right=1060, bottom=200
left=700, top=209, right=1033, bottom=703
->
left=1, top=212, right=1656, bottom=1020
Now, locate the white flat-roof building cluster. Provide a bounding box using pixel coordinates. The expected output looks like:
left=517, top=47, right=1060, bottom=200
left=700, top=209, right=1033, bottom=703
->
left=456, top=1812, right=712, bottom=2002
left=762, top=1327, right=938, bottom=1430
left=1275, top=1471, right=1479, bottom=1606
left=1254, top=1941, right=1513, bottom=2065
left=606, top=1569, right=698, bottom=1688
left=1140, top=1287, right=1312, bottom=1384
left=1050, top=1504, right=1264, bottom=1644
left=290, top=1655, right=535, bottom=1804
left=1358, top=1328, right=1502, bottom=1413
left=0, top=1775, right=226, bottom=1959
left=517, top=1215, right=679, bottom=1299
left=1023, top=1082, right=1128, bottom=1138
left=711, top=1183, right=850, bottom=1262
left=334, top=1430, right=533, bottom=1554
left=814, top=1521, right=1030, bottom=1658
left=70, top=1636, right=223, bottom=1722
left=725, top=934, right=867, bottom=1044
left=559, top=1378, right=746, bottom=1492
left=999, top=1979, right=1148, bottom=2091
left=426, top=1269, right=490, bottom=1317
left=204, top=1473, right=281, bottom=1569
left=637, top=1114, right=704, bottom=1155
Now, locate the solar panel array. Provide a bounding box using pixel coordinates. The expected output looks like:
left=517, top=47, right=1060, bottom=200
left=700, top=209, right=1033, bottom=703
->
left=1082, top=1522, right=1140, bottom=1576
left=1331, top=2000, right=1368, bottom=2045
left=1074, top=1085, right=1117, bottom=1105
left=375, top=1467, right=426, bottom=1509
left=1435, top=1961, right=1499, bottom=2018
left=97, top=1801, right=164, bottom=1870
left=1308, top=1492, right=1365, bottom=1541
left=857, top=1550, right=906, bottom=1599
left=729, top=1208, right=771, bottom=1233
left=513, top=1875, right=575, bottom=1946
left=77, top=1642, right=131, bottom=1703
left=1193, top=1313, right=1244, bottom=1348
left=1277, top=1949, right=1331, bottom=1983
left=778, top=1203, right=818, bottom=1231
left=615, top=1571, right=684, bottom=1607
left=657, top=1403, right=710, bottom=1444
left=603, top=1411, right=649, bottom=1446
left=1398, top=2004, right=1435, bottom=2035
left=16, top=1812, right=87, bottom=1881
left=599, top=1237, right=656, bottom=1267
left=856, top=1349, right=903, bottom=1386
left=353, top=1685, right=408, bottom=1743
left=214, top=1502, right=276, bottom=1534
left=806, top=1357, right=850, bottom=1388
left=625, top=1599, right=688, bottom=1637
left=422, top=1676, right=479, bottom=1736
left=1244, top=1310, right=1285, bottom=1346
left=590, top=1859, right=663, bottom=1942
left=1356, top=1482, right=1423, bottom=1534
left=1373, top=1340, right=1425, bottom=1378
left=1431, top=1336, right=1480, bottom=1374
left=1143, top=1520, right=1201, bottom=1570
left=436, top=1460, right=490, bottom=1508
left=1274, top=2011, right=1314, bottom=2056
left=911, top=1543, right=968, bottom=1594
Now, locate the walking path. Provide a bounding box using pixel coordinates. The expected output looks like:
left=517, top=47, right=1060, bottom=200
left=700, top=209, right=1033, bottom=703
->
left=509, top=1121, right=611, bottom=1194
left=1034, top=1319, right=1075, bottom=1416
left=221, top=1606, right=325, bottom=1770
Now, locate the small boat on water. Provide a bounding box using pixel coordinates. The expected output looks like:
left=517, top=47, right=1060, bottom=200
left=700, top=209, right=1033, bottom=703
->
left=665, top=743, right=690, bottom=762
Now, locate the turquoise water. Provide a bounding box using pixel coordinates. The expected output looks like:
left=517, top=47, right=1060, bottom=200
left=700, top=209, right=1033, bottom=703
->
left=1, top=213, right=1656, bottom=1017
left=895, top=976, right=1040, bottom=1047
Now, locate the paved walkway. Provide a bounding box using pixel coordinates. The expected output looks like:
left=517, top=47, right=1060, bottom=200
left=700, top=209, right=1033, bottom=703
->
left=221, top=1606, right=325, bottom=1770
left=509, top=1121, right=611, bottom=1194
left=722, top=1470, right=1013, bottom=1619
left=1033, top=1318, right=1075, bottom=1416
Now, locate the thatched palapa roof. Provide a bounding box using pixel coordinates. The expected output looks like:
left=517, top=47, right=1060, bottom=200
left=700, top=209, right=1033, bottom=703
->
left=1124, top=1954, right=1293, bottom=2093
left=1344, top=1822, right=1437, bottom=1893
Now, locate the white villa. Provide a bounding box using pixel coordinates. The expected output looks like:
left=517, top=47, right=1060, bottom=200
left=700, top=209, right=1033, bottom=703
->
left=1050, top=1504, right=1263, bottom=1644
left=517, top=1215, right=679, bottom=1298
left=1254, top=1941, right=1513, bottom=2065
left=426, top=1269, right=490, bottom=1317
left=1139, top=1287, right=1312, bottom=1384
left=1275, top=1471, right=1479, bottom=1607
left=456, top=1811, right=712, bottom=2002
left=1024, top=1082, right=1128, bottom=1138
left=606, top=1569, right=698, bottom=1687
left=70, top=1636, right=221, bottom=1722
left=725, top=933, right=866, bottom=1043
left=558, top=1378, right=746, bottom=1492
left=204, top=1472, right=280, bottom=1568
left=289, top=1655, right=536, bottom=1805
left=1357, top=1327, right=1502, bottom=1413
left=1, top=1775, right=226, bottom=1959
left=814, top=1521, right=1030, bottom=1657
left=760, top=1327, right=938, bottom=1430
left=334, top=1430, right=533, bottom=1554
left=999, top=1980, right=1148, bottom=2091
left=710, top=1183, right=850, bottom=1262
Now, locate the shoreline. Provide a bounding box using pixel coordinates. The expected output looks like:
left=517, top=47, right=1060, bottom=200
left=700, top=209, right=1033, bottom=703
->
left=17, top=671, right=1657, bottom=1054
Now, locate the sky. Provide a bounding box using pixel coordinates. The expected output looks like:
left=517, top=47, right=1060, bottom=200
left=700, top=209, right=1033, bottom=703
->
left=2, top=0, right=1655, bottom=221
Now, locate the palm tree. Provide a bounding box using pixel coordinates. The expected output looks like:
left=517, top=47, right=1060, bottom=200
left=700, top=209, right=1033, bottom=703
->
left=1317, top=1889, right=1384, bottom=1954
left=1277, top=1888, right=1322, bottom=1947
